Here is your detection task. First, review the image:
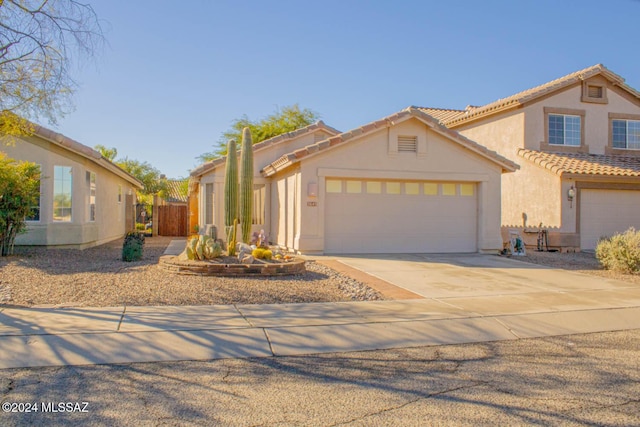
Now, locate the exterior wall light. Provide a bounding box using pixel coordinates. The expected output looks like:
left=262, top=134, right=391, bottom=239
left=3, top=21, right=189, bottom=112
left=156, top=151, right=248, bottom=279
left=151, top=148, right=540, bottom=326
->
left=307, top=182, right=317, bottom=198
left=567, top=185, right=575, bottom=208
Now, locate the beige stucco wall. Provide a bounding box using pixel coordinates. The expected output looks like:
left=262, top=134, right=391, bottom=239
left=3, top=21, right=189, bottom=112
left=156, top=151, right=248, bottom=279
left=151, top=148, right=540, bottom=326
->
left=276, top=117, right=506, bottom=253
left=457, top=109, right=525, bottom=158
left=2, top=136, right=137, bottom=248
left=522, top=79, right=640, bottom=154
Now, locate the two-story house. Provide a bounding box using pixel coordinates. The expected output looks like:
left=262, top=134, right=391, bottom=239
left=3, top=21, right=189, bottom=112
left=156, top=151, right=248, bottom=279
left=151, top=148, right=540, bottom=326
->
left=421, top=64, right=640, bottom=251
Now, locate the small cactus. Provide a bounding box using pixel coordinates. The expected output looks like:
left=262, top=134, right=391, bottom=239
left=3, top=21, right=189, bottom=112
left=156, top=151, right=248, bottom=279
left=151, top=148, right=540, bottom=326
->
left=180, top=235, right=223, bottom=260
left=227, top=218, right=238, bottom=256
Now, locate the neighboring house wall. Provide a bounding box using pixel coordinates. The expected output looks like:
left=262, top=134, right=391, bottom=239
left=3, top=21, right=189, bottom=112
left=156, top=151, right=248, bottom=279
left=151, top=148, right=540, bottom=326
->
left=522, top=80, right=640, bottom=154
left=452, top=69, right=640, bottom=250
left=2, top=134, right=139, bottom=248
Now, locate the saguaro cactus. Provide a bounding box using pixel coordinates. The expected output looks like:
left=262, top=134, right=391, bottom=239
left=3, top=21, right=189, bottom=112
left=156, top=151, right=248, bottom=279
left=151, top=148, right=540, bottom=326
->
left=224, top=138, right=238, bottom=241
left=239, top=127, right=254, bottom=243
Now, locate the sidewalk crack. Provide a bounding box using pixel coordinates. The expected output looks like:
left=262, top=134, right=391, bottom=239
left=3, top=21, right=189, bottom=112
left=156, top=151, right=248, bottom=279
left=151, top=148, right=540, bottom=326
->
left=234, top=304, right=255, bottom=327
left=262, top=328, right=275, bottom=356
left=493, top=317, right=521, bottom=339
left=116, top=306, right=127, bottom=332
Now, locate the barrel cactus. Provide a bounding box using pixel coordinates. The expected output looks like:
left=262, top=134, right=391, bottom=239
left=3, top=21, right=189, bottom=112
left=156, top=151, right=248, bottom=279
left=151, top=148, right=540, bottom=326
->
left=239, top=127, right=254, bottom=243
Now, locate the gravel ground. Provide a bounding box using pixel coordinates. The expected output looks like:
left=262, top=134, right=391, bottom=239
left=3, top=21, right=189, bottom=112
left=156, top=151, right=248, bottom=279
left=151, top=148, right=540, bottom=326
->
left=0, top=237, right=383, bottom=308
left=517, top=250, right=640, bottom=285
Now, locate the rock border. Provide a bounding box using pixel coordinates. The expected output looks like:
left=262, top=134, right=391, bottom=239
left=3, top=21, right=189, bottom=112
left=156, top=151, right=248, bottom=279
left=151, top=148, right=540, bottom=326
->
left=158, top=255, right=306, bottom=277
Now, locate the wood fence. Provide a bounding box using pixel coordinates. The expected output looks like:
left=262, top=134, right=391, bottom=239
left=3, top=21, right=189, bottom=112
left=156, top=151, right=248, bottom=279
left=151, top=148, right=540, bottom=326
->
left=157, top=205, right=188, bottom=236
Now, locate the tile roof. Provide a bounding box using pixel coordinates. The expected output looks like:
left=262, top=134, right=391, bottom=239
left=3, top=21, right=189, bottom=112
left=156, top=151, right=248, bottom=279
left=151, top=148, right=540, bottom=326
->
left=417, top=107, right=466, bottom=124
left=190, top=121, right=340, bottom=177
left=421, top=64, right=640, bottom=128
left=19, top=121, right=144, bottom=189
left=164, top=179, right=189, bottom=203
left=518, top=149, right=640, bottom=177
left=261, top=107, right=519, bottom=177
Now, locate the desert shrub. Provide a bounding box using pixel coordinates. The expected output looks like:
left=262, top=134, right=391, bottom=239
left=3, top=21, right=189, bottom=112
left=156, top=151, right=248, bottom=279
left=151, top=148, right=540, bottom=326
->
left=595, top=227, right=640, bottom=273
left=122, top=232, right=145, bottom=262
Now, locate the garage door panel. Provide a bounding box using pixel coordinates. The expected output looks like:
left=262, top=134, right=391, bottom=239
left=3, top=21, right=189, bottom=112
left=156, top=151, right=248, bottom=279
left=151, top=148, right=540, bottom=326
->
left=325, top=181, right=477, bottom=253
left=580, top=189, right=640, bottom=250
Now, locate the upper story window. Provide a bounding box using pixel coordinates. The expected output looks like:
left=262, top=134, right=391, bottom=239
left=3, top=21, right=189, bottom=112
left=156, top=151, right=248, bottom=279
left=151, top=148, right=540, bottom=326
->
left=53, top=166, right=72, bottom=222
left=548, top=114, right=581, bottom=146
left=612, top=119, right=640, bottom=150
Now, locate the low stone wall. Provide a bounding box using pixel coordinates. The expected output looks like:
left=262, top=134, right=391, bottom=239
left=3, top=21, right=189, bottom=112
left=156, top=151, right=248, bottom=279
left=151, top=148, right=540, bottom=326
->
left=159, top=255, right=306, bottom=276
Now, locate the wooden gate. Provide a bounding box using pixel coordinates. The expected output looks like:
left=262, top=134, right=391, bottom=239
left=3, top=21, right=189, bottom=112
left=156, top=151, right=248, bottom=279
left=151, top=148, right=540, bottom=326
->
left=158, top=205, right=188, bottom=236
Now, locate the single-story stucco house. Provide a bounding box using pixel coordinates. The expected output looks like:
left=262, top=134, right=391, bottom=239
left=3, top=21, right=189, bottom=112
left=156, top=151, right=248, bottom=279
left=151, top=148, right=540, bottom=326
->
left=422, top=64, right=640, bottom=251
left=190, top=108, right=518, bottom=254
left=1, top=124, right=143, bottom=248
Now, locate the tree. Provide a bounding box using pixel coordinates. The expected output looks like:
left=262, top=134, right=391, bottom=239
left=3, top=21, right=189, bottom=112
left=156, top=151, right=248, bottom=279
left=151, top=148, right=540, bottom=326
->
left=95, top=144, right=117, bottom=161
left=0, top=0, right=103, bottom=137
left=197, top=104, right=320, bottom=161
left=0, top=152, right=40, bottom=256
left=116, top=158, right=168, bottom=197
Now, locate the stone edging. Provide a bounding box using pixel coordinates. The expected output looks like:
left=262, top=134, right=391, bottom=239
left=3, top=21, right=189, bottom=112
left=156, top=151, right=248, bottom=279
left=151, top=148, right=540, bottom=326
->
left=158, top=255, right=306, bottom=276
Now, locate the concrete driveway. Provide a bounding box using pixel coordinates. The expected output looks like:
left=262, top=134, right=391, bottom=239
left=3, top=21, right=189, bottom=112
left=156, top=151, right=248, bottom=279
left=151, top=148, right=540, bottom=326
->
left=334, top=253, right=640, bottom=316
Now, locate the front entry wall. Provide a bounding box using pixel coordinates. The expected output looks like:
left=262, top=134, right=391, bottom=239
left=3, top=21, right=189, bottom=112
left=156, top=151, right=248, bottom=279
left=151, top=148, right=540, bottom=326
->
left=325, top=179, right=477, bottom=253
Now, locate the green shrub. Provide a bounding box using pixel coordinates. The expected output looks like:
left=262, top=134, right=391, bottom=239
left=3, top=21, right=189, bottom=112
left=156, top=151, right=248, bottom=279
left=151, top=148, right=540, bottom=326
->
left=595, top=227, right=640, bottom=273
left=135, top=222, right=146, bottom=231
left=122, top=232, right=145, bottom=262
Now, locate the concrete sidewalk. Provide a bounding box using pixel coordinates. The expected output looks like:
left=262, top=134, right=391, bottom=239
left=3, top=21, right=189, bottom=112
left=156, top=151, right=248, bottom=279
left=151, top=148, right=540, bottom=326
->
left=1, top=297, right=640, bottom=369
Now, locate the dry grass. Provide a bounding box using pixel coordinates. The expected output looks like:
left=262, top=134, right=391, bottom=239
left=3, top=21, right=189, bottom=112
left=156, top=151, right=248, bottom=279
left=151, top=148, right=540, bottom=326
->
left=0, top=237, right=382, bottom=308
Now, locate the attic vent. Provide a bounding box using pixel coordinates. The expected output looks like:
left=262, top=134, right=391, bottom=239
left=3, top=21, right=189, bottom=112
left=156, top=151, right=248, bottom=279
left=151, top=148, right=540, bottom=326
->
left=588, top=85, right=603, bottom=98
left=398, top=136, right=418, bottom=153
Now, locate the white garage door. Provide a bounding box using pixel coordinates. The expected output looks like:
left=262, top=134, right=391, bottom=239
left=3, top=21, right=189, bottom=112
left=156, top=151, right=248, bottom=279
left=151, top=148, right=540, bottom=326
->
left=325, top=179, right=477, bottom=253
left=580, top=189, right=640, bottom=250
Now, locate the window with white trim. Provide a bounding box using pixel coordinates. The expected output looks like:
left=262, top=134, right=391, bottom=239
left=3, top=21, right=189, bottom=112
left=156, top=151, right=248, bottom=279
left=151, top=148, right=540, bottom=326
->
left=252, top=184, right=265, bottom=225
left=87, top=171, right=96, bottom=222
left=53, top=166, right=72, bottom=221
left=612, top=119, right=640, bottom=150
left=25, top=166, right=41, bottom=222
left=549, top=114, right=581, bottom=146
left=205, top=183, right=214, bottom=224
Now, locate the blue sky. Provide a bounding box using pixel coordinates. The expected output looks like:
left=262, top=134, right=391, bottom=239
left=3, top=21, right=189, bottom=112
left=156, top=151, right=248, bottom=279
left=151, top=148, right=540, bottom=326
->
left=54, top=0, right=640, bottom=179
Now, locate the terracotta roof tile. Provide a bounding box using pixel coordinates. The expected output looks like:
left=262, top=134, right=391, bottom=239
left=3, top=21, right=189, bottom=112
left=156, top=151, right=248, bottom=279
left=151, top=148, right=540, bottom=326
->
left=424, top=64, right=640, bottom=127
left=417, top=107, right=467, bottom=123
left=164, top=179, right=189, bottom=203
left=518, top=149, right=640, bottom=177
